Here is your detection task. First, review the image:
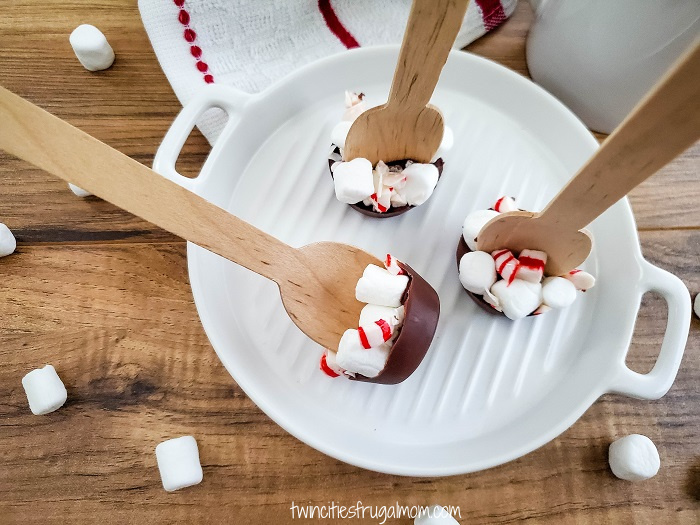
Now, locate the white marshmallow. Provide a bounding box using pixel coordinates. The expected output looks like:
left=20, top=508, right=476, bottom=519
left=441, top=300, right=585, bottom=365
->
left=0, top=223, right=17, bottom=257
left=336, top=329, right=390, bottom=378
left=542, top=276, right=577, bottom=309
left=563, top=269, right=596, bottom=291
left=516, top=249, right=547, bottom=283
left=358, top=319, right=394, bottom=348
left=355, top=264, right=409, bottom=307
left=490, top=279, right=542, bottom=320
left=342, top=92, right=366, bottom=122
left=694, top=293, right=700, bottom=319
left=320, top=350, right=345, bottom=377
left=155, top=436, right=204, bottom=492
left=608, top=434, right=660, bottom=481
left=69, top=25, right=115, bottom=72
left=330, top=120, right=352, bottom=149
left=493, top=195, right=518, bottom=213
left=383, top=253, right=404, bottom=275
left=332, top=158, right=375, bottom=204
left=492, top=249, right=519, bottom=284
left=431, top=126, right=454, bottom=162
left=462, top=209, right=499, bottom=251
left=458, top=251, right=496, bottom=294
left=415, top=505, right=460, bottom=525
left=401, top=163, right=439, bottom=206
left=359, top=304, right=405, bottom=327
left=21, top=365, right=67, bottom=415
left=69, top=183, right=92, bottom=197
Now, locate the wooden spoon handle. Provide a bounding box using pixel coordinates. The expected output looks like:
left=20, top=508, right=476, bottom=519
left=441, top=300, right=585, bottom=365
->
left=0, top=85, right=298, bottom=283
left=539, top=40, right=700, bottom=231
left=386, top=0, right=469, bottom=110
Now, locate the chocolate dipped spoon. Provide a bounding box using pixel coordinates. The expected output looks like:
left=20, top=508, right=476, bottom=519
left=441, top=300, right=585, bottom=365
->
left=476, top=40, right=700, bottom=276
left=0, top=86, right=439, bottom=384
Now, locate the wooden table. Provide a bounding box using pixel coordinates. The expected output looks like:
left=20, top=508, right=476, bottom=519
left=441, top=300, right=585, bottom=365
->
left=1, top=2, right=698, bottom=523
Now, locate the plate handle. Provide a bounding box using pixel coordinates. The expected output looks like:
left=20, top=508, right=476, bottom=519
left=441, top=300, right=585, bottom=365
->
left=608, top=260, right=690, bottom=400
left=153, top=84, right=252, bottom=191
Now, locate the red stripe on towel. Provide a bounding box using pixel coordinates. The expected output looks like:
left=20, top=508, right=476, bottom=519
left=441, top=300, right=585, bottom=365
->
left=474, top=0, right=506, bottom=32
left=318, top=0, right=360, bottom=49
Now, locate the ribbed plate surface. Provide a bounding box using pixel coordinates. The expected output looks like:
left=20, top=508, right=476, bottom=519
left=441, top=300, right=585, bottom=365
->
left=184, top=48, right=642, bottom=475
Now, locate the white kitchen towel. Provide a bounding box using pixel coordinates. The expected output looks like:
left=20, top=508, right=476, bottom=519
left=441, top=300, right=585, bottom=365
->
left=139, top=0, right=517, bottom=141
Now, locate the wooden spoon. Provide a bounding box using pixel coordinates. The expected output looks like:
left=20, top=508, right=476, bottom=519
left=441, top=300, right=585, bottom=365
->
left=343, top=0, right=470, bottom=165
left=477, top=40, right=700, bottom=276
left=0, top=85, right=381, bottom=351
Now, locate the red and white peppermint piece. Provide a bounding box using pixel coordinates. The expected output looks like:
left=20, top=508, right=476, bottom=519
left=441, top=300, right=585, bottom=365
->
left=319, top=352, right=339, bottom=378
left=516, top=249, right=547, bottom=283
left=492, top=249, right=519, bottom=285
left=357, top=319, right=393, bottom=349
left=493, top=196, right=518, bottom=213
left=563, top=269, right=596, bottom=291
left=384, top=254, right=404, bottom=275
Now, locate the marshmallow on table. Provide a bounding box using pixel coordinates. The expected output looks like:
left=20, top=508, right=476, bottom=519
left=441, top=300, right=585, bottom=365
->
left=431, top=126, right=454, bottom=162
left=415, top=505, right=460, bottom=525
left=459, top=251, right=497, bottom=294
left=69, top=24, right=115, bottom=71
left=608, top=434, right=660, bottom=481
left=563, top=269, right=596, bottom=291
left=355, top=264, right=409, bottom=307
left=516, top=249, right=547, bottom=283
left=492, top=249, right=519, bottom=285
left=155, top=436, right=204, bottom=492
left=21, top=365, right=67, bottom=415
left=401, top=163, right=439, bottom=206
left=332, top=158, right=374, bottom=204
left=542, top=276, right=577, bottom=309
left=493, top=195, right=518, bottom=213
left=336, top=329, right=390, bottom=378
left=0, top=223, right=17, bottom=257
left=490, top=279, right=542, bottom=320
left=359, top=304, right=405, bottom=327
left=69, top=183, right=92, bottom=197
left=462, top=209, right=499, bottom=251
left=330, top=120, right=352, bottom=150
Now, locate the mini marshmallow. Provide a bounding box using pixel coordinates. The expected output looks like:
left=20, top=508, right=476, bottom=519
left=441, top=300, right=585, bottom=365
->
left=431, top=126, right=454, bottom=163
left=332, top=158, right=375, bottom=204
left=458, top=251, right=497, bottom=294
left=358, top=319, right=393, bottom=348
left=330, top=120, right=353, bottom=149
left=69, top=183, right=92, bottom=197
left=336, top=329, right=390, bottom=378
left=563, top=269, right=596, bottom=291
left=415, top=505, right=460, bottom=525
left=320, top=350, right=344, bottom=377
left=490, top=279, right=542, bottom=320
left=492, top=249, right=519, bottom=284
left=542, top=276, right=577, bottom=309
left=493, top=195, right=518, bottom=213
left=155, top=436, right=204, bottom=492
left=342, top=91, right=366, bottom=122
left=608, top=434, right=660, bottom=481
left=359, top=304, right=405, bottom=327
left=462, top=209, right=499, bottom=251
left=516, top=249, right=547, bottom=283
left=21, top=365, right=67, bottom=415
left=401, top=163, right=439, bottom=206
left=69, top=24, right=115, bottom=72
left=355, top=264, right=409, bottom=307
left=0, top=223, right=17, bottom=257
left=384, top=253, right=404, bottom=275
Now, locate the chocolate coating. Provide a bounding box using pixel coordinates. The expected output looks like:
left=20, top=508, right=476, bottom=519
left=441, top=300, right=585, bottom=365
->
left=353, top=262, right=440, bottom=385
left=328, top=146, right=444, bottom=218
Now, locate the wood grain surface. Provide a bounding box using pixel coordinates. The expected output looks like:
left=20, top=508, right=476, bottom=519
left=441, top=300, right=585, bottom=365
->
left=1, top=2, right=698, bottom=524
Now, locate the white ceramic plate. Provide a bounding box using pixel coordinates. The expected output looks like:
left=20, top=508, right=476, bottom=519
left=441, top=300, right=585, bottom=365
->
left=153, top=46, right=690, bottom=476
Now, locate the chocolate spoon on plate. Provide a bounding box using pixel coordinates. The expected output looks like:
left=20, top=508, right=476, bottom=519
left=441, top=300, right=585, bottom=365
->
left=0, top=86, right=439, bottom=384
left=476, top=40, right=700, bottom=276
left=343, top=0, right=470, bottom=165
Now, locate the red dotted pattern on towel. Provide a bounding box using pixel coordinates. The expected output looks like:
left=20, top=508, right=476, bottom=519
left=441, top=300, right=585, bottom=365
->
left=175, top=0, right=214, bottom=83
left=474, top=0, right=506, bottom=32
